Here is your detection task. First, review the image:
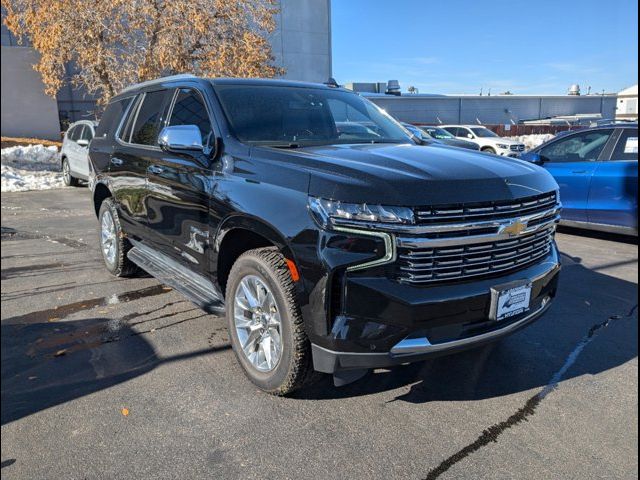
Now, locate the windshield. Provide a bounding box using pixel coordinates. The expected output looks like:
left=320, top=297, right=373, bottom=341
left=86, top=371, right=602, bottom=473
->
left=424, top=127, right=455, bottom=139
left=471, top=127, right=499, bottom=138
left=213, top=85, right=413, bottom=147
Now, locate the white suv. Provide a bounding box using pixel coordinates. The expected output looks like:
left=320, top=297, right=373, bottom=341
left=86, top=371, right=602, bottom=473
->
left=60, top=120, right=96, bottom=186
left=442, top=125, right=525, bottom=157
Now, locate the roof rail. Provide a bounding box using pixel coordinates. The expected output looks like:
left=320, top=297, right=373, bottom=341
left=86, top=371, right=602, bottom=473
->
left=120, top=74, right=198, bottom=94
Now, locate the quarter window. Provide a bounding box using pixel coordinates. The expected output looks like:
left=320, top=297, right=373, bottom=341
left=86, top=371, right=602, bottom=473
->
left=539, top=129, right=614, bottom=163
left=168, top=89, right=214, bottom=148
left=611, top=128, right=639, bottom=161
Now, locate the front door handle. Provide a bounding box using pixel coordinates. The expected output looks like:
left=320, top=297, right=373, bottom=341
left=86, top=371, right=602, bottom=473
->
left=148, top=165, right=165, bottom=174
left=572, top=170, right=588, bottom=174
left=110, top=157, right=124, bottom=166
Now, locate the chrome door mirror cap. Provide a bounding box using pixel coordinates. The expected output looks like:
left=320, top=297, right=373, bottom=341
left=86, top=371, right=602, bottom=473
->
left=158, top=125, right=204, bottom=153
left=77, top=138, right=90, bottom=147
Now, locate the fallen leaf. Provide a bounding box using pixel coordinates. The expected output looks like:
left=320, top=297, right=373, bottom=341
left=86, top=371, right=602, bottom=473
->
left=48, top=317, right=60, bottom=322
left=121, top=407, right=130, bottom=416
left=54, top=349, right=67, bottom=357
left=28, top=376, right=38, bottom=380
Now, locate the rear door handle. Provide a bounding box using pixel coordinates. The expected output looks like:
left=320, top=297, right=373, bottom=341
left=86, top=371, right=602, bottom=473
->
left=572, top=170, right=588, bottom=174
left=148, top=165, right=165, bottom=174
left=110, top=157, right=124, bottom=166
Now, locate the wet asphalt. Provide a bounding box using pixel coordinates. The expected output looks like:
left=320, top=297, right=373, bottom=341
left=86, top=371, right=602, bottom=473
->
left=1, top=188, right=638, bottom=480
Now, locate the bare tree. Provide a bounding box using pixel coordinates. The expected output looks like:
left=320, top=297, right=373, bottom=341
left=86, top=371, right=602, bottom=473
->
left=3, top=0, right=283, bottom=103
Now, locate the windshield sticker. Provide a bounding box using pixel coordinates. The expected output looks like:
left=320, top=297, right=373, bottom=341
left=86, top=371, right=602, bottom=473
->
left=624, top=137, right=638, bottom=154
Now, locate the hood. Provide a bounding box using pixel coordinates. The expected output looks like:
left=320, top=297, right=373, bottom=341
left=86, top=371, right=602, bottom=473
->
left=259, top=143, right=558, bottom=206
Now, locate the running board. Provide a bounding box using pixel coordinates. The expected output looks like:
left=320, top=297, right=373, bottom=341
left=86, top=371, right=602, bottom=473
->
left=128, top=240, right=225, bottom=314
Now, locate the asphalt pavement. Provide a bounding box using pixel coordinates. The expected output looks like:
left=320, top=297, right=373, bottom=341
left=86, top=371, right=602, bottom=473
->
left=1, top=188, right=638, bottom=479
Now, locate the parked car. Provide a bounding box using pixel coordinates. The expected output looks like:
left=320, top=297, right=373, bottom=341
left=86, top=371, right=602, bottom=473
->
left=400, top=123, right=478, bottom=150
left=441, top=125, right=525, bottom=157
left=420, top=126, right=480, bottom=150
left=520, top=124, right=638, bottom=235
left=60, top=120, right=96, bottom=186
left=89, top=75, right=561, bottom=395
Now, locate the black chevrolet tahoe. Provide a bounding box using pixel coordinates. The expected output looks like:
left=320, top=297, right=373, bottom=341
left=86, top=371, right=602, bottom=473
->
left=89, top=75, right=562, bottom=395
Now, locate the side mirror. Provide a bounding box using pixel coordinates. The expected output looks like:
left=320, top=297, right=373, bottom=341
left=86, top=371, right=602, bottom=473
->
left=77, top=138, right=89, bottom=147
left=522, top=152, right=546, bottom=166
left=158, top=125, right=203, bottom=154
left=467, top=134, right=474, bottom=139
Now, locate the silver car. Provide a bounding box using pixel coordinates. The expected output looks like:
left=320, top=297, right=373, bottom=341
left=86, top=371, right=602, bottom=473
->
left=60, top=120, right=96, bottom=186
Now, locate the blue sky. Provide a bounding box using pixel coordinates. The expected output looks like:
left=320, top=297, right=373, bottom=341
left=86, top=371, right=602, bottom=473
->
left=331, top=0, right=638, bottom=95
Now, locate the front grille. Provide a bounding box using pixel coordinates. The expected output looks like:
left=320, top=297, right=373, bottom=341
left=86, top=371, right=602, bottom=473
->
left=510, top=144, right=525, bottom=152
left=414, top=192, right=557, bottom=225
left=396, top=227, right=555, bottom=285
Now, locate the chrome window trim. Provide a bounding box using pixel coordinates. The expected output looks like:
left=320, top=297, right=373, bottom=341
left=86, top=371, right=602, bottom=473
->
left=332, top=226, right=396, bottom=272
left=115, top=92, right=164, bottom=151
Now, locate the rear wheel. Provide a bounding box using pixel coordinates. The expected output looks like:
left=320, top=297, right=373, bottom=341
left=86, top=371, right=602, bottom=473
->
left=98, top=198, right=138, bottom=277
left=225, top=247, right=314, bottom=395
left=62, top=158, right=79, bottom=187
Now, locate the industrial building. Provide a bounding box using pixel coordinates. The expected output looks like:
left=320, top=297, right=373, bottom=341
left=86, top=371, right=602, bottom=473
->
left=1, top=0, right=332, bottom=139
left=349, top=82, right=621, bottom=126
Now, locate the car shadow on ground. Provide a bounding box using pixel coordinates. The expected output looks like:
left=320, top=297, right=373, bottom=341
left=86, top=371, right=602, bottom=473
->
left=294, top=255, right=638, bottom=402
left=2, top=254, right=637, bottom=420
left=1, top=316, right=229, bottom=425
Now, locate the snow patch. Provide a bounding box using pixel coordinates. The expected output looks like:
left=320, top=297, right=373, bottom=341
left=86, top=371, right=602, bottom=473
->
left=508, top=134, right=555, bottom=151
left=1, top=144, right=65, bottom=192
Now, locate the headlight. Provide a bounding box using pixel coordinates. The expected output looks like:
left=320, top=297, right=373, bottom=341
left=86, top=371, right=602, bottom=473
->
left=496, top=143, right=509, bottom=149
left=309, top=196, right=414, bottom=228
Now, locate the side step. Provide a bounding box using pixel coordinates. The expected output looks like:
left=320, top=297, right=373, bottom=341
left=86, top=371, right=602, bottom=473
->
left=128, top=240, right=225, bottom=314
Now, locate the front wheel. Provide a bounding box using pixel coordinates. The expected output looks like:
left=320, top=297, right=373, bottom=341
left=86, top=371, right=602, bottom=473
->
left=225, top=247, right=314, bottom=395
left=62, top=158, right=79, bottom=187
left=481, top=146, right=497, bottom=155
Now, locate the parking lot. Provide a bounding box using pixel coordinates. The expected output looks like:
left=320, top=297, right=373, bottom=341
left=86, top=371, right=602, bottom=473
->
left=1, top=188, right=637, bottom=479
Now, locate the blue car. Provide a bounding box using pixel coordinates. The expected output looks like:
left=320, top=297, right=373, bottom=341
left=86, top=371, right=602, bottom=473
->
left=521, top=124, right=638, bottom=235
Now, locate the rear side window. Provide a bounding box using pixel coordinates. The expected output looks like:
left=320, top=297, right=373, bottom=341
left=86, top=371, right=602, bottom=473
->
left=80, top=125, right=93, bottom=141
left=611, top=128, right=639, bottom=161
left=95, top=97, right=133, bottom=137
left=168, top=89, right=213, bottom=147
left=130, top=90, right=168, bottom=145
left=68, top=126, right=82, bottom=141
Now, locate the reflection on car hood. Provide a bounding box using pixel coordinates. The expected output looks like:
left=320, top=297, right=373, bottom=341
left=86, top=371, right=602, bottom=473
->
left=265, top=143, right=559, bottom=205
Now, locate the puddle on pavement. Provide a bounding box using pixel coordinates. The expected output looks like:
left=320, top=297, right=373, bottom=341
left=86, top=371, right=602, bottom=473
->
left=3, top=284, right=173, bottom=325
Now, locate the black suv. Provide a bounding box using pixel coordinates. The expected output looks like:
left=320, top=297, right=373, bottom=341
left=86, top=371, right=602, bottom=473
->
left=89, top=75, right=562, bottom=395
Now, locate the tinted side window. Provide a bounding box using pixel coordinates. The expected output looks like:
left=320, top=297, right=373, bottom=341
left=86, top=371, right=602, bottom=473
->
left=169, top=89, right=213, bottom=147
left=444, top=127, right=458, bottom=136
left=131, top=90, right=168, bottom=145
left=119, top=95, right=143, bottom=142
left=540, top=129, right=613, bottom=163
left=611, top=128, right=638, bottom=161
left=95, top=97, right=133, bottom=137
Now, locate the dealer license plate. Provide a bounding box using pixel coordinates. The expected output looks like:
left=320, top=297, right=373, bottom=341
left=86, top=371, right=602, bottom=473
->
left=490, top=282, right=532, bottom=322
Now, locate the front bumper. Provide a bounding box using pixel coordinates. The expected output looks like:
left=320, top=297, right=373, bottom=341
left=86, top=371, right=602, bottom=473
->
left=311, top=245, right=560, bottom=374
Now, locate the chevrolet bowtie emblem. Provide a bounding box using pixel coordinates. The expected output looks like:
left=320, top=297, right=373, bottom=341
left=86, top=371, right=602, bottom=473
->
left=500, top=220, right=527, bottom=237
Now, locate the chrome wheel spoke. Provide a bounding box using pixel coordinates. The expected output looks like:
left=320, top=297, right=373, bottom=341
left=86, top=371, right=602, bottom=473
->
left=100, top=211, right=117, bottom=264
left=233, top=274, right=283, bottom=372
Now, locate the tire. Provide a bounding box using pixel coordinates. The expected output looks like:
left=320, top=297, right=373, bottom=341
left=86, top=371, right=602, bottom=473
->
left=98, top=198, right=138, bottom=277
left=482, top=146, right=497, bottom=155
left=62, top=158, right=79, bottom=187
left=225, top=247, right=314, bottom=395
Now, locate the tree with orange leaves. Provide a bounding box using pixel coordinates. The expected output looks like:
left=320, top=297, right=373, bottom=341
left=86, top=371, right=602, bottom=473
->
left=3, top=0, right=283, bottom=104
